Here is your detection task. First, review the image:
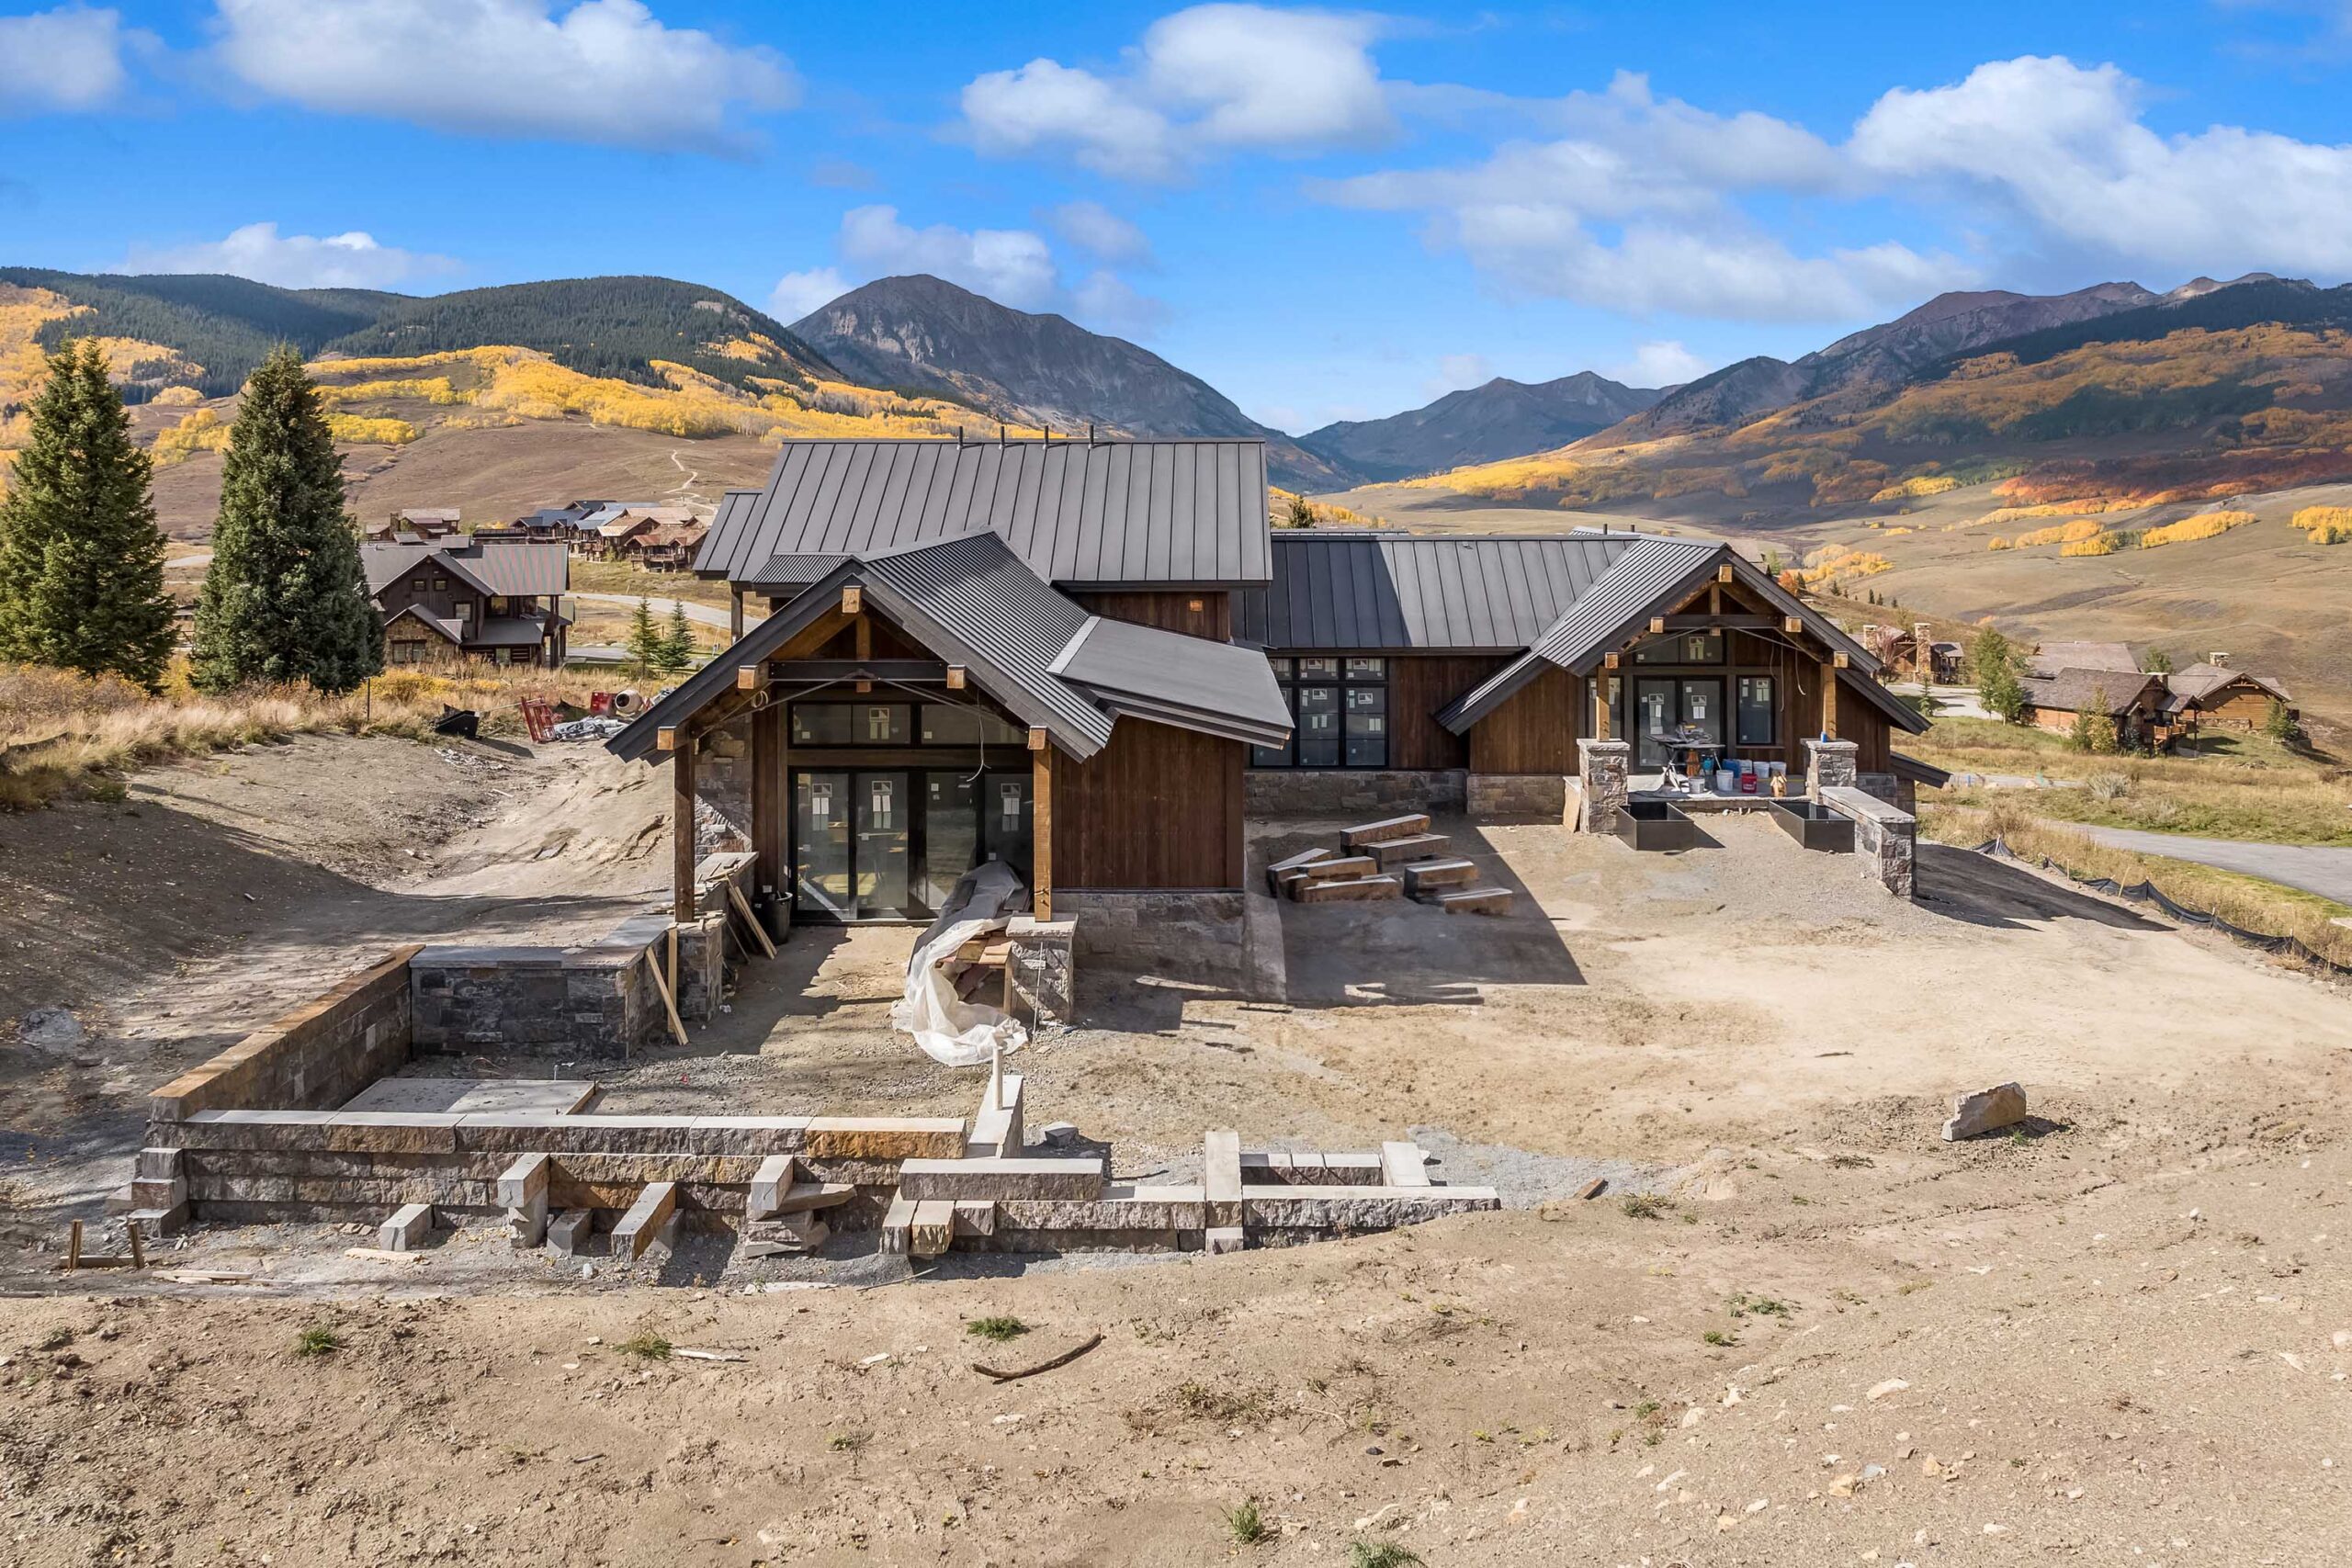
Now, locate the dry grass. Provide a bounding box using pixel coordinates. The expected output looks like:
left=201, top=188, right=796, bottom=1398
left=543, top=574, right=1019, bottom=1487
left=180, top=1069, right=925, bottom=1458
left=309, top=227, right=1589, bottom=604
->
left=0, top=661, right=609, bottom=811
left=1923, top=800, right=2352, bottom=966
left=566, top=558, right=736, bottom=608
left=1915, top=718, right=2352, bottom=846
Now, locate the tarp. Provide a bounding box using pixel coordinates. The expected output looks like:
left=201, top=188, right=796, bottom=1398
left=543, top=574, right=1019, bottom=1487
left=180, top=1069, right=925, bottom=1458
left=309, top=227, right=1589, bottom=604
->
left=889, top=859, right=1033, bottom=1066
left=1973, top=837, right=2352, bottom=979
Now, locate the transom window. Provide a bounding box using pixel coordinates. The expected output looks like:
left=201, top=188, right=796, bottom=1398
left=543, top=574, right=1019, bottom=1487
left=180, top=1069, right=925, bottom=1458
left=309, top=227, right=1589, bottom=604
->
left=1253, top=656, right=1387, bottom=770
left=789, top=701, right=1023, bottom=750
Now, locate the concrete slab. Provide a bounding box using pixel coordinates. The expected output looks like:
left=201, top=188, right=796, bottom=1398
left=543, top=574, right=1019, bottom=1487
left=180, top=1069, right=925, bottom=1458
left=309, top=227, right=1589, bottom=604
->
left=343, top=1078, right=597, bottom=1116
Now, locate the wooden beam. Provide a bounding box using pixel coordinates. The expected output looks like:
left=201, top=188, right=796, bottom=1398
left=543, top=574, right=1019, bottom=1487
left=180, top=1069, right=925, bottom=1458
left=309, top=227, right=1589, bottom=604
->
left=854, top=614, right=872, bottom=661
left=1033, top=741, right=1054, bottom=922
left=750, top=701, right=784, bottom=932
left=1821, top=660, right=1839, bottom=739
left=1603, top=650, right=1621, bottom=670
left=840, top=585, right=862, bottom=616
left=769, top=660, right=948, bottom=685
left=1717, top=562, right=1735, bottom=584
left=1648, top=615, right=1666, bottom=635
left=1593, top=679, right=1611, bottom=740
left=656, top=726, right=679, bottom=752
left=1783, top=615, right=1804, bottom=635
left=1026, top=726, right=1047, bottom=751
left=673, top=738, right=697, bottom=923
left=946, top=665, right=967, bottom=691
left=1834, top=650, right=1850, bottom=670
left=729, top=589, right=744, bottom=641
left=1663, top=614, right=1771, bottom=630
left=736, top=663, right=767, bottom=692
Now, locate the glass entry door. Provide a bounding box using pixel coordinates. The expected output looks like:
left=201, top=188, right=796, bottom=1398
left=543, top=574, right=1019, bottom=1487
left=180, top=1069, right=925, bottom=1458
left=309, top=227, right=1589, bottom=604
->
left=1633, top=678, right=1724, bottom=768
left=797, top=768, right=1031, bottom=922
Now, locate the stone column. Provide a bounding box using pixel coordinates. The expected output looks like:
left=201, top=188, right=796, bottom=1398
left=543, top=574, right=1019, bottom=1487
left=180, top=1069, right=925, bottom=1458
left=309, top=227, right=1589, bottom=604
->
left=1006, top=917, right=1076, bottom=1031
left=1804, top=738, right=1859, bottom=803
left=1820, top=786, right=1917, bottom=899
left=1575, top=739, right=1632, bottom=834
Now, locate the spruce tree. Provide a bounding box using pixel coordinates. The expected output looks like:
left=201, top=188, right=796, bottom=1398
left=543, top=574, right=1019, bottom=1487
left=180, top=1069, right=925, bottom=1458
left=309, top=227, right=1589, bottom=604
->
left=189, top=346, right=382, bottom=693
left=0, top=340, right=178, bottom=690
left=659, top=602, right=695, bottom=674
left=623, top=597, right=663, bottom=677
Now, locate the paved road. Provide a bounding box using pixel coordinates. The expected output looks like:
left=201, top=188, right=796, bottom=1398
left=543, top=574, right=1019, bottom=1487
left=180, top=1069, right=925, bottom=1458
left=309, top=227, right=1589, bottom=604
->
left=571, top=591, right=733, bottom=629
left=2076, top=825, right=2352, bottom=905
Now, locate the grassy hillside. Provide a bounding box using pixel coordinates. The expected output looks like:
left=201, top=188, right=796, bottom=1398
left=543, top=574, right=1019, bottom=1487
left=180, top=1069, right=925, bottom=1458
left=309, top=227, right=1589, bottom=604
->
left=0, top=269, right=386, bottom=398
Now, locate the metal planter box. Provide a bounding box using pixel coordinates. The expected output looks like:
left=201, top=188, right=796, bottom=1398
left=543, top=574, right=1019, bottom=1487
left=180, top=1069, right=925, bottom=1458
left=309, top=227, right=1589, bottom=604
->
left=1770, top=798, right=1854, bottom=852
left=1615, top=798, right=1697, bottom=852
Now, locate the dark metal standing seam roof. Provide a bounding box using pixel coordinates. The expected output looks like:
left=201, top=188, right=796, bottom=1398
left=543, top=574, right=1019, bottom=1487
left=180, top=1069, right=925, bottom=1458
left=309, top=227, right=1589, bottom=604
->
left=362, top=541, right=569, bottom=598
left=1233, top=533, right=1645, bottom=650
left=1049, top=615, right=1293, bottom=747
left=691, top=438, right=1272, bottom=589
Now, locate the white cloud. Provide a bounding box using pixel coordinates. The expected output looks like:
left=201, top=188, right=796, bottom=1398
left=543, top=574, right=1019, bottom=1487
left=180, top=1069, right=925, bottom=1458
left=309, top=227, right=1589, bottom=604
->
left=116, top=221, right=458, bottom=289
left=209, top=0, right=797, bottom=154
left=1048, top=200, right=1155, bottom=265
left=838, top=205, right=1061, bottom=310
left=1605, top=340, right=1710, bottom=389
left=769, top=266, right=848, bottom=321
left=1427, top=352, right=1491, bottom=396
left=957, top=3, right=1392, bottom=181
left=777, top=205, right=1169, bottom=339
left=1849, top=54, right=2352, bottom=276
left=0, top=4, right=140, bottom=114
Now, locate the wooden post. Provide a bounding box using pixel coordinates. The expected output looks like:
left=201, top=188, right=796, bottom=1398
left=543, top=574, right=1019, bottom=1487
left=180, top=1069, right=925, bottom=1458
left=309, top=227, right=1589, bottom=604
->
left=751, top=701, right=785, bottom=933
left=1593, top=679, right=1611, bottom=740
left=729, top=589, right=744, bottom=640
left=1033, top=739, right=1054, bottom=922
left=673, top=736, right=696, bottom=923
left=1820, top=660, right=1839, bottom=739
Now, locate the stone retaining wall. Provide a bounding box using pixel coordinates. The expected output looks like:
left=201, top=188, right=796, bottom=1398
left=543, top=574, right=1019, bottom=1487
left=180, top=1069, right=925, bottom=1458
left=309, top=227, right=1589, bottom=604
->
left=1822, top=784, right=1917, bottom=899
left=1054, top=890, right=1248, bottom=991
left=1245, top=768, right=1466, bottom=817
left=1467, top=773, right=1567, bottom=819
left=149, top=947, right=421, bottom=1121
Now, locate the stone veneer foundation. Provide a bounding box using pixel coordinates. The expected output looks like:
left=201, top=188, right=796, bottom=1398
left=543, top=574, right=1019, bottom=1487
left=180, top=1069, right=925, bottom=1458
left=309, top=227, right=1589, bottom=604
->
left=1575, top=739, right=1632, bottom=834
left=1466, top=772, right=1568, bottom=819
left=1245, top=768, right=1467, bottom=817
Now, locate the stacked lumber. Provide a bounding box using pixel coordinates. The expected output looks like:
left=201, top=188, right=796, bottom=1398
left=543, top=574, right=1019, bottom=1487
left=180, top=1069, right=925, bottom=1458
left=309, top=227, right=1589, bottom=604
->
left=1265, top=814, right=1515, bottom=914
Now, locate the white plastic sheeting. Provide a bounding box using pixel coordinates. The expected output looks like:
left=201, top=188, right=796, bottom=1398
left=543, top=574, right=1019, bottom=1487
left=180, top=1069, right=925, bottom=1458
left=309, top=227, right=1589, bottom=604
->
left=890, top=859, right=1032, bottom=1066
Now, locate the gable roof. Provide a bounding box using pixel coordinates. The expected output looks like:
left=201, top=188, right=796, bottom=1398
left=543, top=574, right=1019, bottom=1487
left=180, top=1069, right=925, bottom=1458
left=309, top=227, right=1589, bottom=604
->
left=1433, top=536, right=1929, bottom=738
left=2027, top=639, right=2138, bottom=679
left=609, top=529, right=1289, bottom=765
left=694, top=437, right=1272, bottom=591
left=1232, top=532, right=1646, bottom=650
left=381, top=604, right=462, bottom=643
left=362, top=540, right=570, bottom=599
left=2164, top=661, right=2290, bottom=705
left=2021, top=667, right=2163, bottom=716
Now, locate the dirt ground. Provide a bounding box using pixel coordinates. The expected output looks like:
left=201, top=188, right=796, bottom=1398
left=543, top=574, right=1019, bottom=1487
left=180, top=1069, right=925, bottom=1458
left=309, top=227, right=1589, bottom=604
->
left=2, top=736, right=2347, bottom=1564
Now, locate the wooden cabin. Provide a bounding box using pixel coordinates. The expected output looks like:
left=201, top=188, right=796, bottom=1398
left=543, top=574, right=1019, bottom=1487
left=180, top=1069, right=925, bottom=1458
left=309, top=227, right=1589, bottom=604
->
left=363, top=539, right=572, bottom=668
left=2018, top=668, right=2169, bottom=748
left=2163, top=662, right=2293, bottom=732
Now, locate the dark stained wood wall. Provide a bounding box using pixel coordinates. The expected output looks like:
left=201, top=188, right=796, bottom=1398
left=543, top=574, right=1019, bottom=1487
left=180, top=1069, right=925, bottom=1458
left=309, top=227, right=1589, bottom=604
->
left=1073, top=590, right=1231, bottom=641
left=1388, top=655, right=1510, bottom=770
left=1053, top=718, right=1246, bottom=889
left=1468, top=666, right=1584, bottom=773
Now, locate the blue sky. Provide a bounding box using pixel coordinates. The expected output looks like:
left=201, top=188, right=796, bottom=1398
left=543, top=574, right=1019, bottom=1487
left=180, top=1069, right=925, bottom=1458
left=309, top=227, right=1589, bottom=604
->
left=6, top=2, right=2352, bottom=433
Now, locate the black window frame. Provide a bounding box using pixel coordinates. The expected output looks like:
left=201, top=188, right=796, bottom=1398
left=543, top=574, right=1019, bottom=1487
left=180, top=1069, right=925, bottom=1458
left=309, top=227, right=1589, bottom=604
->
left=1736, top=674, right=1777, bottom=747
left=1252, top=653, right=1389, bottom=771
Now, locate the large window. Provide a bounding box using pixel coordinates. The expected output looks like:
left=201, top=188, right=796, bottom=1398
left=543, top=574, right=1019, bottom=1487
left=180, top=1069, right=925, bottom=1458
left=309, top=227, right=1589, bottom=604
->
left=1254, top=656, right=1387, bottom=769
left=1633, top=630, right=1723, bottom=665
left=1736, top=676, right=1776, bottom=746
left=790, top=701, right=1023, bottom=749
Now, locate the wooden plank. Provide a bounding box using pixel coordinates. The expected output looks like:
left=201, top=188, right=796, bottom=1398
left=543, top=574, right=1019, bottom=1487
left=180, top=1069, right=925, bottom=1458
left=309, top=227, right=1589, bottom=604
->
left=1821, top=660, right=1839, bottom=740
left=1033, top=739, right=1054, bottom=922
left=728, top=882, right=778, bottom=958
left=643, top=944, right=688, bottom=1048
left=673, top=739, right=697, bottom=923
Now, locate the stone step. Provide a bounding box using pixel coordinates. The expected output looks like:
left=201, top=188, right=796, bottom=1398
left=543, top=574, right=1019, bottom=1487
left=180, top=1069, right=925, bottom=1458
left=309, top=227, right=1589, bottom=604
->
left=1342, top=813, right=1432, bottom=848
left=1367, top=833, right=1452, bottom=868
left=1436, top=886, right=1514, bottom=916
left=1294, top=874, right=1403, bottom=903
left=1296, top=854, right=1375, bottom=882
left=1402, top=858, right=1479, bottom=896
left=743, top=1210, right=830, bottom=1253
left=1264, top=846, right=1331, bottom=896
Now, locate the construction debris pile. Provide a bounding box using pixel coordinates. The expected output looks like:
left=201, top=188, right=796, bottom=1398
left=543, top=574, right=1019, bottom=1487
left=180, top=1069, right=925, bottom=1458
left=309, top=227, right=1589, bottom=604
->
left=1264, top=812, right=1513, bottom=915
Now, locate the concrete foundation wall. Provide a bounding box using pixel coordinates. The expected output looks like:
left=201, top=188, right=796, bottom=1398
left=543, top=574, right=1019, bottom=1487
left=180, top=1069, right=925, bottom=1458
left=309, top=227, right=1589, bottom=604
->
left=1245, top=769, right=1465, bottom=817
left=149, top=947, right=421, bottom=1121
left=1466, top=773, right=1567, bottom=819
left=1055, top=889, right=1248, bottom=991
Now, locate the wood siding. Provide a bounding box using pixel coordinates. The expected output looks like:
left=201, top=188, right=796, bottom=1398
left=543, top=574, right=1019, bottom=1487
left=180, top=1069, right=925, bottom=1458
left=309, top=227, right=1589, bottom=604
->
left=1073, top=590, right=1231, bottom=642
left=1053, top=718, right=1246, bottom=890
left=1469, top=666, right=1584, bottom=773
left=1390, top=654, right=1510, bottom=771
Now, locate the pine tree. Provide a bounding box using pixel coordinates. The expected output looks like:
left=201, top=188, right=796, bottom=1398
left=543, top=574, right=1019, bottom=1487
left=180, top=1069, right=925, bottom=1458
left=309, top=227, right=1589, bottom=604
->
left=1972, top=625, right=2027, bottom=724
left=658, top=602, right=695, bottom=674
left=2071, top=687, right=2119, bottom=754
left=2142, top=648, right=2174, bottom=675
left=189, top=346, right=382, bottom=693
left=0, top=340, right=178, bottom=689
left=623, top=597, right=663, bottom=677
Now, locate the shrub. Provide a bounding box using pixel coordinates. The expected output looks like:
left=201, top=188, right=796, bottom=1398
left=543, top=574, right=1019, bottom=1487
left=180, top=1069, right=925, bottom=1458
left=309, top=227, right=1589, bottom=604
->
left=1348, top=1545, right=1422, bottom=1568
left=2086, top=771, right=2132, bottom=802
left=2139, top=510, right=2256, bottom=548
left=965, top=1316, right=1028, bottom=1343
left=2060, top=533, right=2118, bottom=557
left=2292, top=504, right=2352, bottom=544
left=617, top=1332, right=672, bottom=1360
left=2070, top=692, right=2120, bottom=754
left=292, top=1325, right=340, bottom=1359
left=1225, top=1498, right=1269, bottom=1545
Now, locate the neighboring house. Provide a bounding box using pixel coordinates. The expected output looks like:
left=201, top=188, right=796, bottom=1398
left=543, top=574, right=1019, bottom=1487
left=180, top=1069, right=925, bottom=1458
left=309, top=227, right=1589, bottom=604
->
left=1928, top=642, right=1963, bottom=682
left=609, top=437, right=1928, bottom=957
left=2026, top=639, right=2138, bottom=680
left=2018, top=667, right=2169, bottom=748
left=362, top=539, right=572, bottom=668
left=391, top=508, right=461, bottom=538
left=2164, top=661, right=2294, bottom=731
left=616, top=519, right=710, bottom=571
left=580, top=504, right=696, bottom=559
